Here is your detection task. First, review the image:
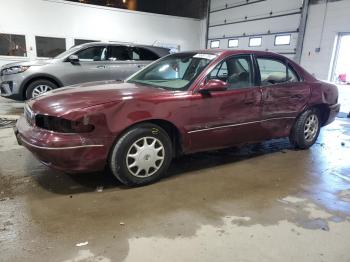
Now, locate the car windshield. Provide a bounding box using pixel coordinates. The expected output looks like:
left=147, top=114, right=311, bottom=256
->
left=127, top=52, right=216, bottom=90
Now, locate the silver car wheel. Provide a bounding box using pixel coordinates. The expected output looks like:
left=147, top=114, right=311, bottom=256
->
left=126, top=137, right=165, bottom=178
left=304, top=114, right=319, bottom=142
left=32, top=85, right=53, bottom=98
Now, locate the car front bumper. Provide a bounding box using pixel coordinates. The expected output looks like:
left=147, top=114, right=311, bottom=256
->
left=0, top=73, right=25, bottom=97
left=15, top=115, right=113, bottom=173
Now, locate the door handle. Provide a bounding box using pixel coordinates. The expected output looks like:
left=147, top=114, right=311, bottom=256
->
left=137, top=65, right=145, bottom=68
left=97, top=65, right=106, bottom=69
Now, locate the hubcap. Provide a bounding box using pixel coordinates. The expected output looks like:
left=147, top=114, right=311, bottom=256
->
left=304, top=114, right=319, bottom=142
left=126, top=137, right=165, bottom=178
left=32, top=85, right=53, bottom=98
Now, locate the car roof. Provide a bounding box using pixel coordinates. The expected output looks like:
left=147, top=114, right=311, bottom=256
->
left=74, top=42, right=170, bottom=57
left=76, top=41, right=168, bottom=50
left=189, top=49, right=315, bottom=82
left=189, top=49, right=288, bottom=58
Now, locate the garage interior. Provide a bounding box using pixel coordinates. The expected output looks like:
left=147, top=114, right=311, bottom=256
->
left=1, top=0, right=350, bottom=261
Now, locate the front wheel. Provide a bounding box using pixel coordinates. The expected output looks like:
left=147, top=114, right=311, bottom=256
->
left=109, top=124, right=172, bottom=186
left=26, top=79, right=57, bottom=100
left=290, top=108, right=321, bottom=149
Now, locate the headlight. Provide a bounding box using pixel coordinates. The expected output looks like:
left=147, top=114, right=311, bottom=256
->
left=2, top=65, right=30, bottom=75
left=35, top=115, right=95, bottom=133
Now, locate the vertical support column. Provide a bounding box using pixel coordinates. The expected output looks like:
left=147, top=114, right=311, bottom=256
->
left=295, top=0, right=310, bottom=64
left=205, top=0, right=211, bottom=49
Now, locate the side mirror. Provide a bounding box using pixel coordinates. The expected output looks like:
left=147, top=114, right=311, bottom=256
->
left=68, top=55, right=79, bottom=64
left=199, top=79, right=228, bottom=94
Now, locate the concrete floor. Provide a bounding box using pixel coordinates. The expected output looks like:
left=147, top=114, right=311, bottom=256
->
left=0, top=90, right=350, bottom=262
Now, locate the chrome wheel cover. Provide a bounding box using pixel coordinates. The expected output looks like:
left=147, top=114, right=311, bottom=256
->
left=126, top=137, right=165, bottom=178
left=32, top=85, right=53, bottom=98
left=304, top=114, right=319, bottom=142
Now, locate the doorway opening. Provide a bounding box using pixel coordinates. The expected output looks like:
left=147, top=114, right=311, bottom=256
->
left=331, top=34, right=350, bottom=83
left=331, top=33, right=350, bottom=115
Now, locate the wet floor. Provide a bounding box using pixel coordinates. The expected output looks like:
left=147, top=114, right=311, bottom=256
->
left=0, top=96, right=350, bottom=262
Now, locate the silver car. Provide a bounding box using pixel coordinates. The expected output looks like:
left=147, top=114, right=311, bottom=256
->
left=0, top=42, right=170, bottom=100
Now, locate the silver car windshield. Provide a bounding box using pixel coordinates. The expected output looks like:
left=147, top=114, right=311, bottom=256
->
left=127, top=52, right=216, bottom=91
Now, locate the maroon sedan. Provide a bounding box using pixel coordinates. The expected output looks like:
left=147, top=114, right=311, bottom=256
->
left=15, top=50, right=340, bottom=186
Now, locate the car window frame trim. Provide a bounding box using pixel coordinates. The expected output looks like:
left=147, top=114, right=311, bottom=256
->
left=254, top=55, right=302, bottom=87
left=66, top=45, right=109, bottom=63
left=194, top=53, right=259, bottom=93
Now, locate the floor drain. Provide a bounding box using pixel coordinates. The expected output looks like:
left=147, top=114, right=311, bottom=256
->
left=0, top=118, right=17, bottom=129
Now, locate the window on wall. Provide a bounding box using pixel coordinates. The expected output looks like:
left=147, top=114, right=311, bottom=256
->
left=228, top=39, right=239, bottom=48
left=0, top=33, right=27, bottom=57
left=275, top=35, right=291, bottom=46
left=36, top=36, right=66, bottom=58
left=257, top=58, right=299, bottom=85
left=210, top=40, right=220, bottom=48
left=249, top=37, right=262, bottom=47
left=74, top=39, right=98, bottom=46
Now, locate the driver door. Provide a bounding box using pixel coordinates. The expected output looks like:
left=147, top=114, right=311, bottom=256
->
left=187, top=55, right=264, bottom=152
left=62, top=45, right=110, bottom=85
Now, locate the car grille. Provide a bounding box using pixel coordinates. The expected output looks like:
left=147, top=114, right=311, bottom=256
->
left=24, top=104, right=35, bottom=126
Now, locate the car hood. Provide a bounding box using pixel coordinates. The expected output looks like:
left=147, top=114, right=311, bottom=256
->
left=1, top=59, right=53, bottom=69
left=28, top=81, right=170, bottom=117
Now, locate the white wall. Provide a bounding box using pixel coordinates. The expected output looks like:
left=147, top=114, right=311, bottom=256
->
left=0, top=0, right=205, bottom=67
left=207, top=0, right=303, bottom=59
left=300, top=0, right=350, bottom=80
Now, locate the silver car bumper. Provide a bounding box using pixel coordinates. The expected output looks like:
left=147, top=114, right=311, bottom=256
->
left=0, top=81, right=13, bottom=96
left=0, top=74, right=24, bottom=97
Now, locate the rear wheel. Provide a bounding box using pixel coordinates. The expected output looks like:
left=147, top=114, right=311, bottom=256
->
left=109, top=123, right=172, bottom=186
left=290, top=108, right=321, bottom=149
left=26, top=79, right=57, bottom=100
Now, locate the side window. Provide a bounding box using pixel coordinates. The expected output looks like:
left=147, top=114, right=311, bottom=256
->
left=208, top=56, right=254, bottom=89
left=75, top=46, right=107, bottom=61
left=257, top=58, right=300, bottom=85
left=257, top=58, right=287, bottom=85
left=131, top=47, right=159, bottom=61
left=107, top=46, right=131, bottom=61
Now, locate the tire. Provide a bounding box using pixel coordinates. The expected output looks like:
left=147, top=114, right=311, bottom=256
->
left=109, top=123, right=173, bottom=186
left=25, top=79, right=57, bottom=100
left=289, top=108, right=321, bottom=149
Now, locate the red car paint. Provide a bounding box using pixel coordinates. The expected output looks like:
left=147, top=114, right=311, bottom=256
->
left=15, top=50, right=340, bottom=173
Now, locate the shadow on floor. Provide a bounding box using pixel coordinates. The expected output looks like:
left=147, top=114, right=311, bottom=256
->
left=32, top=138, right=293, bottom=195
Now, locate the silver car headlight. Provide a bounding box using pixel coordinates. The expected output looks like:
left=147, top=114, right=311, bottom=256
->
left=2, top=66, right=30, bottom=75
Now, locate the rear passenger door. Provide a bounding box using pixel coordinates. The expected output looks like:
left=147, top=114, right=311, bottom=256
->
left=256, top=56, right=311, bottom=137
left=107, top=46, right=160, bottom=80
left=107, top=45, right=137, bottom=80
